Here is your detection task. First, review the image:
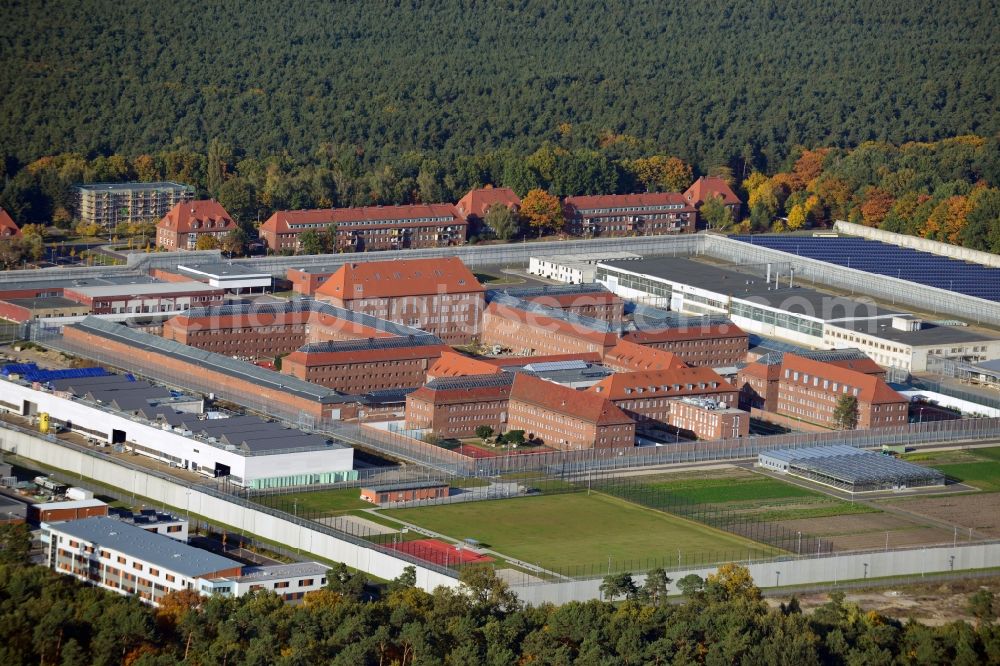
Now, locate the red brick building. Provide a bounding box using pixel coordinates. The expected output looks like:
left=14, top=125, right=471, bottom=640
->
left=62, top=281, right=225, bottom=315
left=0, top=208, right=22, bottom=239
left=259, top=204, right=467, bottom=253
left=683, top=176, right=743, bottom=223
left=360, top=482, right=450, bottom=505
left=621, top=322, right=748, bottom=367
left=503, top=284, right=625, bottom=324
left=667, top=398, right=750, bottom=440
left=456, top=186, right=520, bottom=236
left=156, top=200, right=236, bottom=251
left=404, top=374, right=513, bottom=438
left=603, top=339, right=687, bottom=372
left=481, top=298, right=619, bottom=357
left=315, top=257, right=485, bottom=344
left=507, top=374, right=635, bottom=450
left=29, top=499, right=109, bottom=524
left=281, top=338, right=452, bottom=394
left=774, top=354, right=909, bottom=429
left=563, top=192, right=697, bottom=237
left=161, top=302, right=398, bottom=361
left=588, top=366, right=738, bottom=432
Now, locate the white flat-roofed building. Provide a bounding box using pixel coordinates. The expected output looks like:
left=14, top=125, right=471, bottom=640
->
left=176, top=263, right=273, bottom=293
left=44, top=516, right=243, bottom=605
left=78, top=182, right=194, bottom=227
left=205, top=562, right=331, bottom=602
left=529, top=252, right=641, bottom=284
left=62, top=281, right=226, bottom=315
left=0, top=375, right=355, bottom=489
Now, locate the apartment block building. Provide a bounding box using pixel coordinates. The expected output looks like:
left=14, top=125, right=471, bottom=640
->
left=258, top=203, right=467, bottom=253
left=156, top=200, right=237, bottom=250
left=315, top=257, right=485, bottom=344
left=588, top=366, right=739, bottom=433
left=404, top=373, right=513, bottom=438
left=563, top=192, right=696, bottom=237
left=77, top=182, right=194, bottom=227
left=45, top=517, right=330, bottom=605
left=506, top=374, right=635, bottom=450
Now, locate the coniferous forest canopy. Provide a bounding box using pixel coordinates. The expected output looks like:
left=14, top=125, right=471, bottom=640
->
left=1, top=0, right=997, bottom=172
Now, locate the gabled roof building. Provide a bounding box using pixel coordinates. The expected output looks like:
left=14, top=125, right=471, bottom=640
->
left=156, top=200, right=236, bottom=251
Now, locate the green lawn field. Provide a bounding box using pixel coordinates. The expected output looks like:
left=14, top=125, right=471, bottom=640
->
left=383, top=492, right=778, bottom=573
left=255, top=488, right=371, bottom=517
left=641, top=475, right=820, bottom=504
left=904, top=446, right=1000, bottom=492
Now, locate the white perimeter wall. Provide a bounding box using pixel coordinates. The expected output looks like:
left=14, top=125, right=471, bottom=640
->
left=834, top=220, right=1000, bottom=268
left=0, top=379, right=353, bottom=484
left=0, top=427, right=457, bottom=593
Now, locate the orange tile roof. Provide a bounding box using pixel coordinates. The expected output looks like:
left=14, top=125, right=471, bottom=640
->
left=0, top=208, right=21, bottom=238
left=284, top=343, right=452, bottom=367
left=622, top=322, right=747, bottom=344
left=485, top=301, right=619, bottom=348
left=588, top=366, right=733, bottom=401
left=738, top=361, right=782, bottom=381
left=408, top=378, right=512, bottom=405
left=158, top=200, right=234, bottom=234
left=482, top=352, right=603, bottom=368
left=604, top=340, right=688, bottom=372
left=427, top=351, right=503, bottom=379
left=455, top=186, right=521, bottom=219
left=826, top=357, right=885, bottom=375
left=510, top=374, right=633, bottom=426
left=779, top=353, right=905, bottom=404
left=316, top=257, right=484, bottom=300
left=683, top=176, right=742, bottom=206
left=261, top=203, right=464, bottom=234
left=564, top=192, right=695, bottom=212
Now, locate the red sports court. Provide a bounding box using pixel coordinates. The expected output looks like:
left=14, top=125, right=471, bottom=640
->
left=386, top=538, right=493, bottom=566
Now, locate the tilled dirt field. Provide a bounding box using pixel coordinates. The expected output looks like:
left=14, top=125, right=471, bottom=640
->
left=882, top=492, right=1000, bottom=538
left=774, top=513, right=957, bottom=550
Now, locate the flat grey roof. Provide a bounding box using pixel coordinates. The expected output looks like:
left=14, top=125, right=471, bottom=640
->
left=829, top=318, right=996, bottom=346
left=50, top=516, right=240, bottom=578
left=178, top=263, right=272, bottom=279
left=5, top=296, right=83, bottom=309
left=65, top=281, right=222, bottom=297
left=602, top=257, right=898, bottom=321
left=0, top=275, right=160, bottom=292
left=230, top=561, right=329, bottom=582
left=77, top=181, right=193, bottom=193
left=67, top=318, right=346, bottom=403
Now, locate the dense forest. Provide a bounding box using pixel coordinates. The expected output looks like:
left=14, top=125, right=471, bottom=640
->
left=2, top=557, right=1000, bottom=665
left=2, top=1, right=997, bottom=173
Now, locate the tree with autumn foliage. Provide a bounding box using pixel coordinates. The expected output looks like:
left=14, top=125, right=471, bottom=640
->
left=520, top=188, right=564, bottom=236
left=629, top=155, right=692, bottom=193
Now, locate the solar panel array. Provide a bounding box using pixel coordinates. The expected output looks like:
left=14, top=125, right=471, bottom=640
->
left=426, top=373, right=515, bottom=391
left=733, top=235, right=1000, bottom=302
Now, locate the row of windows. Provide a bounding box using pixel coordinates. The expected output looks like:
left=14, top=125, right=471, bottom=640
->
left=731, top=301, right=824, bottom=338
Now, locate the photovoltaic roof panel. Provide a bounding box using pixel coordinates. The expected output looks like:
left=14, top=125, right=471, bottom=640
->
left=733, top=235, right=1000, bottom=302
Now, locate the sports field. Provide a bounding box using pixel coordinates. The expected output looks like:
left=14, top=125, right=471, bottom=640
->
left=255, top=488, right=371, bottom=518
left=383, top=492, right=777, bottom=573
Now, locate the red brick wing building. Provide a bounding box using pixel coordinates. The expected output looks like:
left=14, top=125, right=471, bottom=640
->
left=404, top=374, right=513, bottom=438
left=259, top=204, right=467, bottom=253
left=774, top=354, right=908, bottom=429
left=506, top=374, right=635, bottom=450
left=0, top=208, right=22, bottom=238
left=563, top=192, right=697, bottom=237
left=315, top=257, right=485, bottom=345
left=281, top=338, right=451, bottom=394
left=156, top=200, right=236, bottom=251
left=588, top=366, right=739, bottom=433
left=621, top=322, right=748, bottom=367
left=603, top=339, right=687, bottom=372
left=481, top=299, right=619, bottom=357
left=683, top=176, right=743, bottom=224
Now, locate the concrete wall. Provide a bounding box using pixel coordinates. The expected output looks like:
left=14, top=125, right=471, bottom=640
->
left=514, top=542, right=1000, bottom=605
left=0, top=426, right=459, bottom=593
left=834, top=220, right=1000, bottom=268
